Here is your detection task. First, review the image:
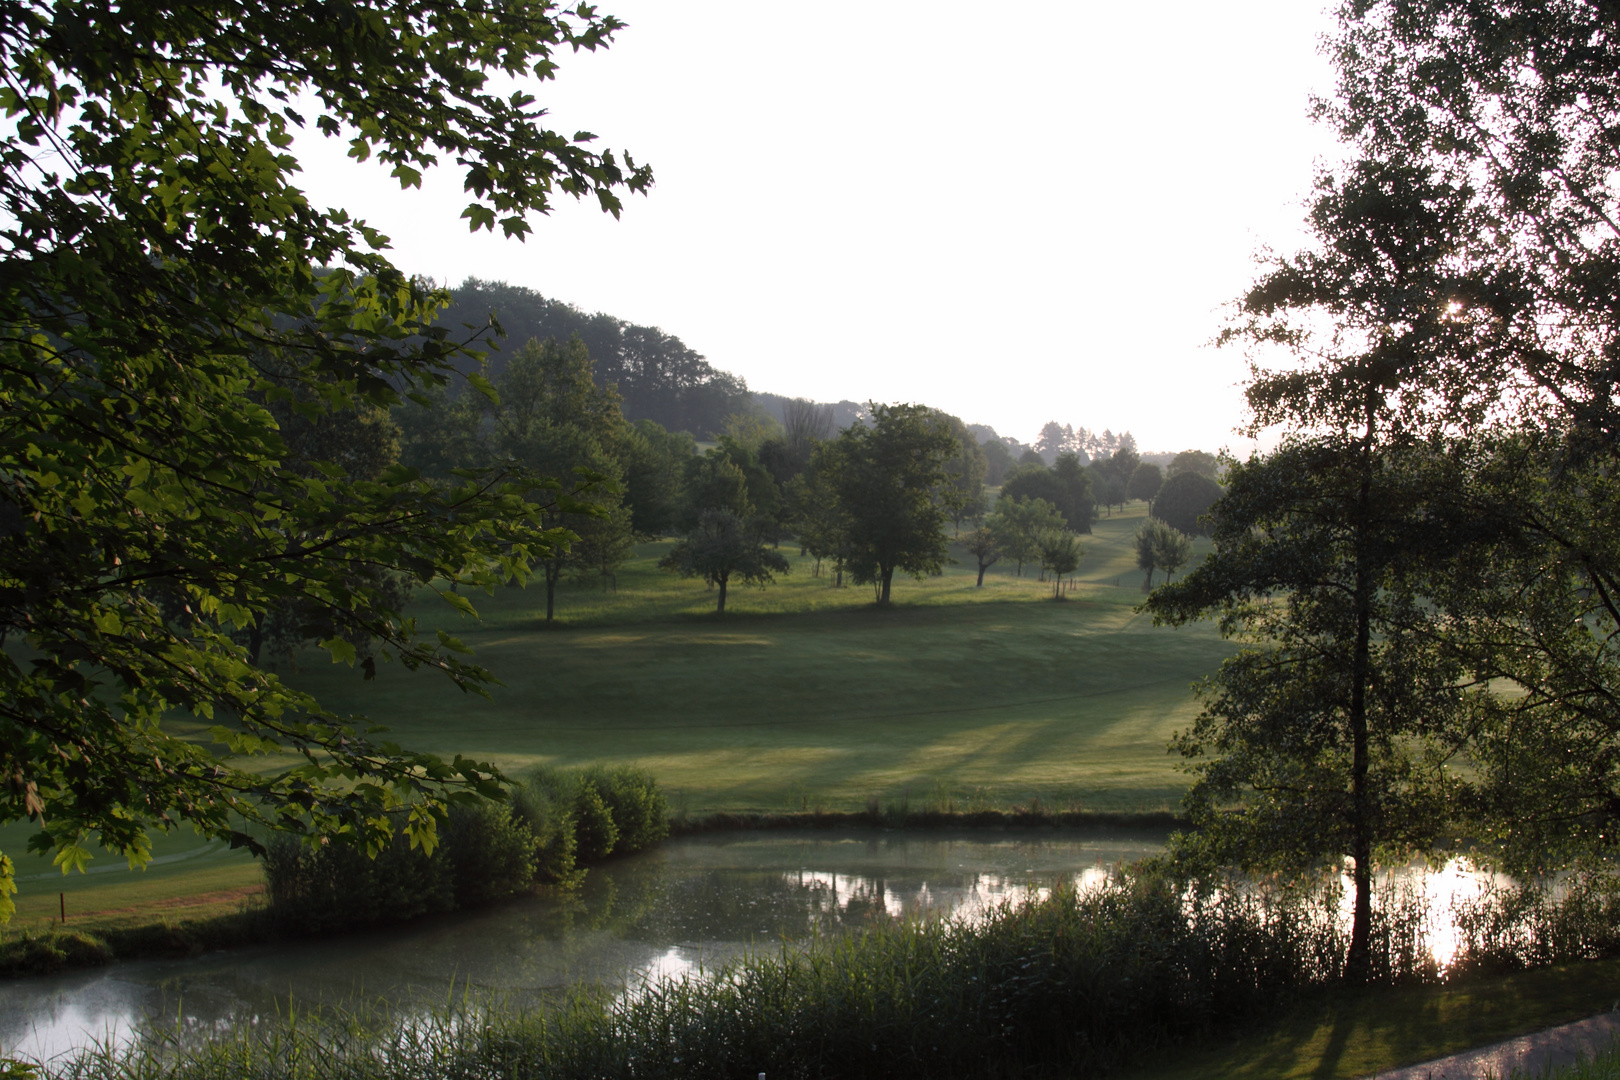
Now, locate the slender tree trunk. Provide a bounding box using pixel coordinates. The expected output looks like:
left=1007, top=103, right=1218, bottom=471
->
left=1143, top=567, right=1154, bottom=590
left=247, top=624, right=264, bottom=666
left=976, top=561, right=987, bottom=586
left=879, top=565, right=893, bottom=604
left=716, top=574, right=728, bottom=614
left=545, top=560, right=561, bottom=622
left=1345, top=401, right=1377, bottom=984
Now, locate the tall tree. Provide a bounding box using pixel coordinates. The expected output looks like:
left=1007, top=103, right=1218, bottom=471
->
left=1146, top=440, right=1477, bottom=982
left=1129, top=462, right=1164, bottom=505
left=937, top=412, right=988, bottom=533
left=489, top=337, right=630, bottom=624
left=660, top=509, right=789, bottom=614
left=988, top=497, right=1066, bottom=579
left=618, top=420, right=694, bottom=539
left=1038, top=530, right=1084, bottom=599
left=1194, top=0, right=1620, bottom=893
left=786, top=461, right=852, bottom=586
left=782, top=398, right=836, bottom=462
left=964, top=526, right=1001, bottom=587
left=1167, top=450, right=1219, bottom=481
left=820, top=403, right=960, bottom=605
left=0, top=2, right=651, bottom=917
left=1034, top=421, right=1070, bottom=464
left=1000, top=458, right=1094, bottom=534
left=1154, top=472, right=1222, bottom=537
left=981, top=437, right=1016, bottom=487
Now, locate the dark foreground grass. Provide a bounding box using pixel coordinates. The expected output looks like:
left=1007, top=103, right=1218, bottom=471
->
left=1122, top=957, right=1620, bottom=1080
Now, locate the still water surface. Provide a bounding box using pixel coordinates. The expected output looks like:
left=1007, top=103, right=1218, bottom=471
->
left=1, top=829, right=1164, bottom=1062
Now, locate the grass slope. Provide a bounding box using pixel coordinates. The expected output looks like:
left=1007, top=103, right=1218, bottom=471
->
left=291, top=503, right=1229, bottom=815
left=3, top=504, right=1230, bottom=927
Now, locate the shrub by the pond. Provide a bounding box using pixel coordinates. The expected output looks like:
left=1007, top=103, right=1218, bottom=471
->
left=441, top=799, right=539, bottom=909
left=263, top=829, right=455, bottom=935
left=0, top=929, right=112, bottom=977
left=265, top=765, right=670, bottom=933
left=582, top=764, right=669, bottom=855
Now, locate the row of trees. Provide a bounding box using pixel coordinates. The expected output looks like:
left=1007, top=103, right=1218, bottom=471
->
left=665, top=403, right=980, bottom=609
left=1145, top=0, right=1620, bottom=982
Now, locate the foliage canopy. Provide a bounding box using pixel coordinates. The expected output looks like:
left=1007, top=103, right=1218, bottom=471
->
left=0, top=2, right=652, bottom=918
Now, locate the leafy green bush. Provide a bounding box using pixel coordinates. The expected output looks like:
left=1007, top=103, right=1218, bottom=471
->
left=0, top=929, right=112, bottom=976
left=264, top=766, right=670, bottom=933
left=440, top=800, right=538, bottom=908
left=571, top=783, right=619, bottom=863
left=263, top=830, right=455, bottom=934
left=510, top=776, right=583, bottom=886
left=581, top=764, right=669, bottom=854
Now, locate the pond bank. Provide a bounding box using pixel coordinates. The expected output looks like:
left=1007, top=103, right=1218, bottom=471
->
left=1, top=829, right=1166, bottom=1061
left=669, top=807, right=1187, bottom=834
left=0, top=818, right=1170, bottom=981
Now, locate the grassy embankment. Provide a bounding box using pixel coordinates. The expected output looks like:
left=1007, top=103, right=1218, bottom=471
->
left=3, top=502, right=1229, bottom=935
left=1120, top=957, right=1620, bottom=1080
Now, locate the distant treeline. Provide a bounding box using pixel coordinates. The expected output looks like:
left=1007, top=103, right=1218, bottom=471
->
left=437, top=279, right=750, bottom=438
left=435, top=280, right=1155, bottom=464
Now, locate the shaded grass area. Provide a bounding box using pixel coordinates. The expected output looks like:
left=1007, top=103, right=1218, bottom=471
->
left=1122, top=957, right=1620, bottom=1080
left=289, top=503, right=1228, bottom=817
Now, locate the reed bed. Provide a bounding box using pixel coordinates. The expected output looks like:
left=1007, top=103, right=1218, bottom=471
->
left=21, top=867, right=1620, bottom=1080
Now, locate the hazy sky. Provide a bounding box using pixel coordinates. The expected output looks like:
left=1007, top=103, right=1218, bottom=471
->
left=294, top=2, right=1343, bottom=454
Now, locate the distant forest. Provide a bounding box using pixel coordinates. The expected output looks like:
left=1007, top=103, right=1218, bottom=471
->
left=438, top=279, right=751, bottom=438
left=439, top=279, right=1150, bottom=464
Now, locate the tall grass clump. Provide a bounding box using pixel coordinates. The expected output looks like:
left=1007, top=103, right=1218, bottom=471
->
left=264, top=765, right=669, bottom=935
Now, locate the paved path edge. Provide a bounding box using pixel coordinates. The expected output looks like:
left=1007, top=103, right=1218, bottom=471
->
left=1369, top=1011, right=1620, bottom=1079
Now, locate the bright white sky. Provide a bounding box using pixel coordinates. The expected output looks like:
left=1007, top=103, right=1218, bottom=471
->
left=293, top=2, right=1344, bottom=455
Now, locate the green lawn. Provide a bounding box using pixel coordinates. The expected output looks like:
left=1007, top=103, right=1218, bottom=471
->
left=4, top=503, right=1232, bottom=922
left=287, top=502, right=1229, bottom=815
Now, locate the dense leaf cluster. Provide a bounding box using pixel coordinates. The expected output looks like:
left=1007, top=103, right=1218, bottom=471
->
left=0, top=2, right=652, bottom=919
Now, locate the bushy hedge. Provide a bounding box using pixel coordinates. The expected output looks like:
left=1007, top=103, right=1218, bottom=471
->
left=264, top=765, right=669, bottom=934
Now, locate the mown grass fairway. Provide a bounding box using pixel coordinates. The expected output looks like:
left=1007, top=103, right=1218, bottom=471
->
left=291, top=502, right=1231, bottom=815
left=2, top=503, right=1232, bottom=924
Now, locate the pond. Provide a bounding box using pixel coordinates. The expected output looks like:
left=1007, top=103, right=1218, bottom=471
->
left=0, top=828, right=1166, bottom=1063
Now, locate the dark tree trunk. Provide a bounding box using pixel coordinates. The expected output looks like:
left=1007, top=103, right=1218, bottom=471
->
left=716, top=574, right=729, bottom=613
left=1345, top=402, right=1377, bottom=984
left=976, top=561, right=988, bottom=586
left=878, top=565, right=893, bottom=604
left=545, top=560, right=561, bottom=622
left=247, top=624, right=264, bottom=666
